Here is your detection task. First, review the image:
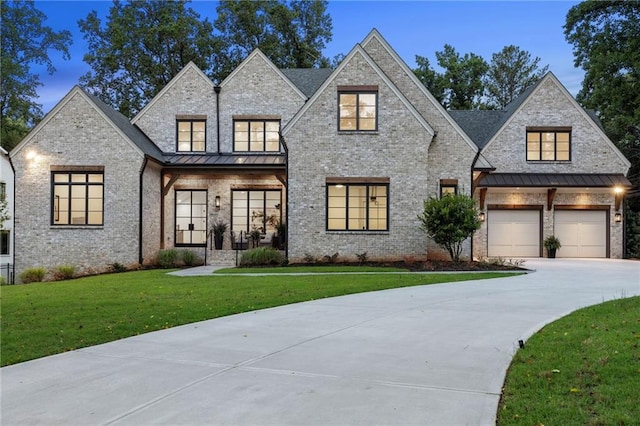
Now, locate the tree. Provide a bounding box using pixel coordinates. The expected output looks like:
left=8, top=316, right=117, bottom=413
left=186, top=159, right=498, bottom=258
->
left=435, top=44, right=489, bottom=110
left=417, top=194, right=481, bottom=262
left=413, top=55, right=444, bottom=104
left=564, top=0, right=640, bottom=257
left=78, top=0, right=223, bottom=117
left=214, top=0, right=332, bottom=69
left=0, top=0, right=72, bottom=151
left=484, top=45, right=548, bottom=109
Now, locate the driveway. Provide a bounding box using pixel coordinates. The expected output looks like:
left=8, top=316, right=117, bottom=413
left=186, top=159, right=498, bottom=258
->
left=2, top=259, right=639, bottom=425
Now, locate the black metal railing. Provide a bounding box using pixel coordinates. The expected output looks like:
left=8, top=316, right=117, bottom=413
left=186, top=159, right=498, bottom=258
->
left=1, top=263, right=15, bottom=284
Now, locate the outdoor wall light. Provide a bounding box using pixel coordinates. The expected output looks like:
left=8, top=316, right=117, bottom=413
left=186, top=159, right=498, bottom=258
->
left=478, top=212, right=486, bottom=222
left=215, top=195, right=221, bottom=210
left=614, top=212, right=622, bottom=223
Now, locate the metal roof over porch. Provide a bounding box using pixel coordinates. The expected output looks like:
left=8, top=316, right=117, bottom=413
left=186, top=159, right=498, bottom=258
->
left=477, top=173, right=632, bottom=188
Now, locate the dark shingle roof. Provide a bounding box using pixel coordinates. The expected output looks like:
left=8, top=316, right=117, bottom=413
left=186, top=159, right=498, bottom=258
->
left=85, top=90, right=164, bottom=161
left=280, top=68, right=333, bottom=98
left=477, top=173, right=632, bottom=188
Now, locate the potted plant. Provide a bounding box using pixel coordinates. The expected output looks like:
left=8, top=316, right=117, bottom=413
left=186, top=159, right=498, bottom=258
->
left=212, top=220, right=227, bottom=250
left=250, top=228, right=263, bottom=248
left=543, top=235, right=561, bottom=258
left=274, top=222, right=286, bottom=249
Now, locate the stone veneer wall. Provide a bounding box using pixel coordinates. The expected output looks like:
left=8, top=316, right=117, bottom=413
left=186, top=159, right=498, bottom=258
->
left=286, top=50, right=432, bottom=262
left=473, top=190, right=623, bottom=259
left=133, top=66, right=218, bottom=153
left=12, top=92, right=144, bottom=276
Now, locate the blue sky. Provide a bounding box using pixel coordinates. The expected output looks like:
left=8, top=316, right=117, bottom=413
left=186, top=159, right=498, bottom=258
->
left=34, top=0, right=583, bottom=114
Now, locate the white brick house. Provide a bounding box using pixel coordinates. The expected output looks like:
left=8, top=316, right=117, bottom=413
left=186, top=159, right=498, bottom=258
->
left=10, top=29, right=631, bottom=276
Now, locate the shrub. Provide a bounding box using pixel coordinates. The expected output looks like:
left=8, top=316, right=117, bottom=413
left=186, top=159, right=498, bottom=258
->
left=110, top=262, right=127, bottom=273
left=322, top=252, right=339, bottom=264
left=157, top=249, right=180, bottom=268
left=19, top=267, right=47, bottom=284
left=356, top=252, right=368, bottom=264
left=51, top=265, right=76, bottom=281
left=303, top=253, right=316, bottom=264
left=240, top=247, right=286, bottom=267
left=181, top=249, right=201, bottom=266
left=0, top=276, right=6, bottom=286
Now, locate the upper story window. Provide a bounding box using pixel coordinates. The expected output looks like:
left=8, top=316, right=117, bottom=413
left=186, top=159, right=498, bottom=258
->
left=338, top=86, right=378, bottom=131
left=177, top=117, right=206, bottom=152
left=326, top=178, right=388, bottom=231
left=233, top=117, right=280, bottom=152
left=0, top=181, right=5, bottom=201
left=440, top=179, right=458, bottom=197
left=526, top=128, right=571, bottom=161
left=51, top=168, right=104, bottom=226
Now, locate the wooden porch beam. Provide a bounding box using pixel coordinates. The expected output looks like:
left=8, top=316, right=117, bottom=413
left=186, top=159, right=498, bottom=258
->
left=163, top=173, right=180, bottom=196
left=472, top=171, right=488, bottom=194
left=479, top=188, right=487, bottom=210
left=547, top=188, right=557, bottom=210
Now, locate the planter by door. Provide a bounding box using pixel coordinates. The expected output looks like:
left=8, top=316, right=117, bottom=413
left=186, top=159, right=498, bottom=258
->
left=214, top=235, right=223, bottom=250
left=548, top=248, right=556, bottom=258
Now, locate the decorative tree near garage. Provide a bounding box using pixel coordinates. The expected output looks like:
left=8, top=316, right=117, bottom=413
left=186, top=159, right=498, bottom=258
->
left=418, top=194, right=481, bottom=262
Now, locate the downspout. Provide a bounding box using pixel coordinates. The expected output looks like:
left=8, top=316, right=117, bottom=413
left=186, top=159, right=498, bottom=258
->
left=470, top=151, right=481, bottom=260
left=280, top=133, right=289, bottom=260
left=8, top=155, right=16, bottom=276
left=214, top=85, right=221, bottom=154
left=139, top=156, right=148, bottom=265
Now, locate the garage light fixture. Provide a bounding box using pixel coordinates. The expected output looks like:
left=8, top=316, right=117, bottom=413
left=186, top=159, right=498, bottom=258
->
left=478, top=212, right=486, bottom=222
left=614, top=212, right=622, bottom=223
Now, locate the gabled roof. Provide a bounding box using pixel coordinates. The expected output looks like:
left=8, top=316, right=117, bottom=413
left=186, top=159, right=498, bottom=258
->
left=283, top=43, right=435, bottom=137
left=280, top=68, right=333, bottom=98
left=12, top=86, right=163, bottom=162
left=448, top=110, right=506, bottom=150
left=220, top=49, right=307, bottom=101
left=132, top=62, right=215, bottom=125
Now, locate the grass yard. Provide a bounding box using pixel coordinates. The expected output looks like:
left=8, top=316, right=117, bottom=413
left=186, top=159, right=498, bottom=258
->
left=497, top=296, right=640, bottom=425
left=0, top=267, right=518, bottom=366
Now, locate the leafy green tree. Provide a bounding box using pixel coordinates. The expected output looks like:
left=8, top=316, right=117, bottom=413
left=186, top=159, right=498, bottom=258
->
left=484, top=45, right=549, bottom=109
left=215, top=0, right=332, bottom=69
left=417, top=194, right=481, bottom=262
left=0, top=0, right=72, bottom=150
left=435, top=44, right=489, bottom=110
left=78, top=0, right=223, bottom=117
left=413, top=55, right=444, bottom=104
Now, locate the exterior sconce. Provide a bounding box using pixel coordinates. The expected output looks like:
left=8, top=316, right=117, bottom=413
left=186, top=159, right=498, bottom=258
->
left=614, top=212, right=622, bottom=223
left=215, top=196, right=221, bottom=210
left=478, top=212, right=486, bottom=222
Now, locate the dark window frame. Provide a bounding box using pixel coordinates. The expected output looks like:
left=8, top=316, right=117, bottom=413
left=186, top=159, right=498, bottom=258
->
left=0, top=181, right=5, bottom=201
left=1, top=230, right=9, bottom=255
left=231, top=189, right=282, bottom=233
left=176, top=119, right=207, bottom=152
left=337, top=88, right=379, bottom=132
left=526, top=128, right=572, bottom=162
left=174, top=189, right=208, bottom=247
left=51, top=171, right=104, bottom=226
left=232, top=119, right=281, bottom=152
left=440, top=184, right=458, bottom=197
left=326, top=182, right=389, bottom=231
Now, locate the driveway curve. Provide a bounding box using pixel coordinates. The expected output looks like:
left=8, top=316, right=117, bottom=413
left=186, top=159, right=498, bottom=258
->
left=2, top=259, right=639, bottom=425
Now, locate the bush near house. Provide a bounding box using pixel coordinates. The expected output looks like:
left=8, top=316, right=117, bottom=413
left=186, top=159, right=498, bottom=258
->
left=51, top=265, right=76, bottom=281
left=240, top=247, right=286, bottom=266
left=18, top=267, right=47, bottom=284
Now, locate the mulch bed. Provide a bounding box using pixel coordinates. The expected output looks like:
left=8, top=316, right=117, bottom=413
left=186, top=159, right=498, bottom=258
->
left=288, top=260, right=527, bottom=272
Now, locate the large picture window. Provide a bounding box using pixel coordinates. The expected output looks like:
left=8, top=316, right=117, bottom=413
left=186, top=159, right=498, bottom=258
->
left=233, top=119, right=280, bottom=152
left=232, top=190, right=281, bottom=234
left=52, top=171, right=104, bottom=226
left=177, top=120, right=206, bottom=152
left=175, top=190, right=207, bottom=246
left=327, top=182, right=388, bottom=231
left=338, top=87, right=378, bottom=131
left=526, top=129, right=571, bottom=161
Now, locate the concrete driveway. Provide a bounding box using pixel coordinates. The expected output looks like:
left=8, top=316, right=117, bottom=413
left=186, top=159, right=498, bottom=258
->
left=2, top=259, right=639, bottom=425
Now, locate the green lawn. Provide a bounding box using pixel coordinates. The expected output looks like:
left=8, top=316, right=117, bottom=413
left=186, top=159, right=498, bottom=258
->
left=0, top=267, right=518, bottom=366
left=498, top=296, right=640, bottom=425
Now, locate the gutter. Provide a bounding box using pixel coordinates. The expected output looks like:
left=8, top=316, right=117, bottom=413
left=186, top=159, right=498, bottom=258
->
left=279, top=133, right=289, bottom=260
left=214, top=85, right=221, bottom=154
left=139, top=156, right=148, bottom=265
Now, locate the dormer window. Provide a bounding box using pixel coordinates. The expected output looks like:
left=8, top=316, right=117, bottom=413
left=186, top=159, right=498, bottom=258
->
left=233, top=116, right=280, bottom=152
left=526, top=127, right=571, bottom=161
left=177, top=116, right=206, bottom=152
left=338, top=86, right=378, bottom=131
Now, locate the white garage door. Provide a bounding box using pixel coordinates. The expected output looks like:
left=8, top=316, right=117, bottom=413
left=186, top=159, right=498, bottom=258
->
left=554, top=210, right=607, bottom=258
left=488, top=210, right=540, bottom=257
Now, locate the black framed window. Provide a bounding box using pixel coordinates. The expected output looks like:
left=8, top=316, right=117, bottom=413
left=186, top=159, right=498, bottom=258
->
left=440, top=185, right=458, bottom=197
left=177, top=120, right=206, bottom=152
left=233, top=120, right=280, bottom=152
left=175, top=190, right=207, bottom=246
left=526, top=129, right=571, bottom=161
left=231, top=190, right=281, bottom=234
left=338, top=88, right=378, bottom=131
left=327, top=183, right=388, bottom=231
left=0, top=181, right=5, bottom=201
left=52, top=171, right=103, bottom=226
left=1, top=230, right=9, bottom=255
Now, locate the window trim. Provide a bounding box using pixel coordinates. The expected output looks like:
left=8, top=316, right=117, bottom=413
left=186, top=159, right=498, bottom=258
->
left=526, top=128, right=572, bottom=162
left=231, top=189, right=282, bottom=233
left=174, top=189, right=208, bottom=247
left=232, top=118, right=281, bottom=153
left=440, top=179, right=458, bottom=197
left=337, top=86, right=379, bottom=132
left=50, top=169, right=104, bottom=226
left=176, top=119, right=207, bottom=152
left=326, top=181, right=389, bottom=232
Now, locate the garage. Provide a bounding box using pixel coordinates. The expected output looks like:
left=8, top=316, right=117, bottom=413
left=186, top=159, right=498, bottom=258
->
left=554, top=210, right=607, bottom=258
left=488, top=210, right=541, bottom=257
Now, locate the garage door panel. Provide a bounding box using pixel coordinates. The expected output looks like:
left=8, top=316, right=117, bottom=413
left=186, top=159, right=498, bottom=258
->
left=555, top=211, right=606, bottom=258
left=488, top=210, right=540, bottom=258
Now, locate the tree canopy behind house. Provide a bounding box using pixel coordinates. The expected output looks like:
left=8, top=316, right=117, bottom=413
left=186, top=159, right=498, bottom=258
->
left=0, top=0, right=72, bottom=151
